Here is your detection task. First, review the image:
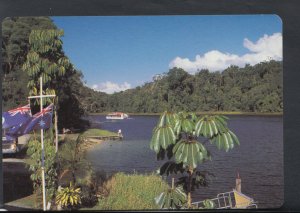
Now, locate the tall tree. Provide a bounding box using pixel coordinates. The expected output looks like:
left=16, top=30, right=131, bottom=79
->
left=2, top=17, right=57, bottom=110
left=22, top=29, right=70, bottom=102
left=22, top=28, right=89, bottom=130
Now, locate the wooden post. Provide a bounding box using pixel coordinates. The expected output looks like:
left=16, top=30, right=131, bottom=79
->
left=171, top=178, right=174, bottom=189
left=40, top=77, right=47, bottom=211
left=54, top=97, right=58, bottom=153
left=235, top=172, right=241, bottom=193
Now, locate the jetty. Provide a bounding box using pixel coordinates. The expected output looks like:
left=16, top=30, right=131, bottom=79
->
left=86, top=135, right=123, bottom=141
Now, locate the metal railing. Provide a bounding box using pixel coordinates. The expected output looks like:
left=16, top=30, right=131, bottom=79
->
left=191, top=190, right=258, bottom=209
left=192, top=195, right=233, bottom=209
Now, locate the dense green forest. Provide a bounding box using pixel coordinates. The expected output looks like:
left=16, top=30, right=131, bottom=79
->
left=2, top=17, right=89, bottom=130
left=2, top=17, right=283, bottom=131
left=86, top=61, right=283, bottom=113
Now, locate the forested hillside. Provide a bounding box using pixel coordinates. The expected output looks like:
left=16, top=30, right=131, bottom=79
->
left=86, top=61, right=283, bottom=113
left=2, top=17, right=283, bottom=124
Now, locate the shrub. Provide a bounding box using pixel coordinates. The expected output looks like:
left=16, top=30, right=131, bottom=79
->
left=56, top=182, right=81, bottom=209
left=95, top=172, right=169, bottom=210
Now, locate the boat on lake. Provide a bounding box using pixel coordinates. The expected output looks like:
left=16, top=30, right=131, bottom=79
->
left=106, top=112, right=129, bottom=120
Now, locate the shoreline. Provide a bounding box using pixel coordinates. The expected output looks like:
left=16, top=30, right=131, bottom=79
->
left=81, top=138, right=104, bottom=152
left=87, top=111, right=283, bottom=116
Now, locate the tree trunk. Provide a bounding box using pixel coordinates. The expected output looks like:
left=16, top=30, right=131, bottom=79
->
left=187, top=167, right=193, bottom=208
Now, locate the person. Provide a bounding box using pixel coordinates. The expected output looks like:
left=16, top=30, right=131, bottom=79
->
left=118, top=129, right=123, bottom=139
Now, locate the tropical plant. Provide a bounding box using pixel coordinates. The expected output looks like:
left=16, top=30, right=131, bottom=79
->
left=25, top=133, right=57, bottom=208
left=56, top=134, right=90, bottom=185
left=150, top=111, right=240, bottom=208
left=22, top=28, right=90, bottom=130
left=202, top=199, right=215, bottom=209
left=56, top=181, right=81, bottom=209
left=22, top=29, right=70, bottom=103
left=155, top=185, right=187, bottom=209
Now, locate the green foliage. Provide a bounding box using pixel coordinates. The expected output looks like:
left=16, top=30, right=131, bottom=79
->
left=2, top=17, right=57, bottom=111
left=57, top=134, right=100, bottom=208
left=150, top=126, right=176, bottom=153
left=172, top=140, right=209, bottom=169
left=82, top=129, right=118, bottom=137
left=150, top=111, right=239, bottom=209
left=2, top=17, right=89, bottom=131
left=83, top=62, right=282, bottom=114
left=95, top=173, right=169, bottom=210
left=70, top=171, right=102, bottom=209
left=23, top=29, right=70, bottom=104
left=150, top=112, right=239, bottom=158
left=201, top=199, right=215, bottom=209
left=155, top=186, right=187, bottom=209
left=25, top=133, right=57, bottom=206
left=195, top=115, right=240, bottom=152
left=57, top=134, right=91, bottom=185
left=150, top=112, right=177, bottom=152
left=195, top=115, right=229, bottom=137
left=56, top=182, right=81, bottom=209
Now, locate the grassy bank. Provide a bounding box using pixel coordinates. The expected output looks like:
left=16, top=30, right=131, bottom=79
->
left=88, top=111, right=283, bottom=116
left=82, top=128, right=118, bottom=137
left=83, top=172, right=169, bottom=210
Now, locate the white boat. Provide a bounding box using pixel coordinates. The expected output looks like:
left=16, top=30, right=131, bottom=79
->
left=106, top=112, right=129, bottom=120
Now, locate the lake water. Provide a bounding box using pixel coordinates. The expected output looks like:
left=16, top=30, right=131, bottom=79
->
left=86, top=115, right=283, bottom=209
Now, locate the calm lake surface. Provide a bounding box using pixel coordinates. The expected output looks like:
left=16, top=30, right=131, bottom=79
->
left=86, top=115, right=283, bottom=209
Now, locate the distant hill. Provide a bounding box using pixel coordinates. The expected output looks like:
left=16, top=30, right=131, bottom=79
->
left=84, top=60, right=282, bottom=113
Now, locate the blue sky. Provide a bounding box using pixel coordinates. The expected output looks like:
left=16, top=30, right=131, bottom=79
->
left=52, top=15, right=282, bottom=94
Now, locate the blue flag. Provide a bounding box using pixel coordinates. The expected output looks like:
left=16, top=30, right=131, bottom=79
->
left=6, top=118, right=32, bottom=137
left=2, top=104, right=32, bottom=129
left=6, top=104, right=54, bottom=137
left=23, top=104, right=54, bottom=133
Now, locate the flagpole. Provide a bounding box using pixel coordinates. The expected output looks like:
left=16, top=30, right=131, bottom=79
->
left=54, top=97, right=58, bottom=153
left=40, top=76, right=47, bottom=211
left=27, top=79, right=56, bottom=211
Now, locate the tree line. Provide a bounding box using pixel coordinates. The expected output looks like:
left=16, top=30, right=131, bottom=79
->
left=86, top=61, right=283, bottom=113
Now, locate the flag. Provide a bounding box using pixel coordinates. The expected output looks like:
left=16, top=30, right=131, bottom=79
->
left=2, top=104, right=32, bottom=129
left=6, top=118, right=31, bottom=137
left=6, top=104, right=54, bottom=136
left=23, top=104, right=54, bottom=133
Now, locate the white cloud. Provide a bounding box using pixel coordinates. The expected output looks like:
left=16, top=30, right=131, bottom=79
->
left=169, top=32, right=282, bottom=73
left=92, top=81, right=131, bottom=94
